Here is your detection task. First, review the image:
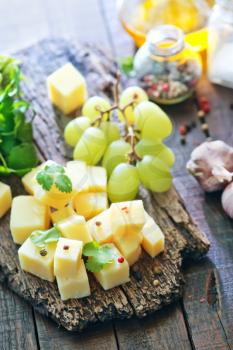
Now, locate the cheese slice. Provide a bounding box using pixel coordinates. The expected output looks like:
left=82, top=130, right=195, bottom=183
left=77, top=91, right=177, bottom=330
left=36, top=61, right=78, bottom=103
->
left=54, top=237, right=83, bottom=278
left=18, top=238, right=57, bottom=282
left=141, top=212, right=165, bottom=258
left=94, top=244, right=130, bottom=290
left=47, top=63, right=88, bottom=115
left=56, top=259, right=90, bottom=300
left=87, top=209, right=113, bottom=244
left=10, top=196, right=50, bottom=245
left=0, top=182, right=12, bottom=218
left=57, top=214, right=92, bottom=243
left=74, top=192, right=108, bottom=220
left=50, top=205, right=75, bottom=224
left=110, top=200, right=145, bottom=240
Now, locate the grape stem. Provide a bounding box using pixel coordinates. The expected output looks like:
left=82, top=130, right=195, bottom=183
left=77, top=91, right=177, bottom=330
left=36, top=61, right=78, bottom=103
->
left=125, top=126, right=141, bottom=165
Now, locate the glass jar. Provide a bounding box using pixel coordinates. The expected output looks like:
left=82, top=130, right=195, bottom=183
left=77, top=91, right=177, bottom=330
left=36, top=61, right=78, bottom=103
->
left=134, top=25, right=202, bottom=104
left=208, top=0, right=233, bottom=88
left=117, top=0, right=213, bottom=52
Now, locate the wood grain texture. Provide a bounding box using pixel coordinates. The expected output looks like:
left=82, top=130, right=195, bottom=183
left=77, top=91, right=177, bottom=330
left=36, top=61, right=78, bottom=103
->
left=0, top=38, right=209, bottom=332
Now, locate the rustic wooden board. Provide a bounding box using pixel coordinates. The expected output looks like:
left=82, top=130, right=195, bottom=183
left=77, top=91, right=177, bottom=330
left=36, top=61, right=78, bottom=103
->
left=0, top=38, right=209, bottom=332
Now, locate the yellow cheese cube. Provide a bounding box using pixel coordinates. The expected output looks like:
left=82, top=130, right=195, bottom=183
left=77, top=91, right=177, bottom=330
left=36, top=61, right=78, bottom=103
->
left=142, top=212, right=165, bottom=258
left=50, top=205, right=75, bottom=224
left=66, top=160, right=89, bottom=193
left=47, top=63, right=87, bottom=115
left=110, top=200, right=145, bottom=240
left=34, top=186, right=73, bottom=209
left=54, top=238, right=83, bottom=277
left=73, top=192, right=108, bottom=220
left=125, top=245, right=142, bottom=266
left=10, top=196, right=50, bottom=245
left=56, top=260, right=90, bottom=300
left=18, top=238, right=57, bottom=282
left=114, top=234, right=142, bottom=266
left=0, top=182, right=12, bottom=218
left=87, top=209, right=113, bottom=244
left=94, top=244, right=130, bottom=290
left=88, top=166, right=107, bottom=192
left=57, top=214, right=92, bottom=243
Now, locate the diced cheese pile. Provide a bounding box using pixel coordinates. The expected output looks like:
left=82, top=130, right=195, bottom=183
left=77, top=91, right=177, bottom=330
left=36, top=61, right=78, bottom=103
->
left=47, top=63, right=88, bottom=115
left=7, top=159, right=166, bottom=301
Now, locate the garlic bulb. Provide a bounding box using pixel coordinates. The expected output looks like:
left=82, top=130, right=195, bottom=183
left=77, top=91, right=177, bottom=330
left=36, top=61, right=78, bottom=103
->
left=186, top=140, right=233, bottom=192
left=222, top=182, right=233, bottom=218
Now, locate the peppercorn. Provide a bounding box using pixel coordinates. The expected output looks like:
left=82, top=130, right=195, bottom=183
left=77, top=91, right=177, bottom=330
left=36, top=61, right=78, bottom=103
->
left=117, top=257, right=124, bottom=264
left=201, top=123, right=210, bottom=137
left=179, top=125, right=187, bottom=136
left=180, top=136, right=186, bottom=145
left=40, top=249, right=47, bottom=256
left=201, top=103, right=210, bottom=114
left=63, top=245, right=69, bottom=250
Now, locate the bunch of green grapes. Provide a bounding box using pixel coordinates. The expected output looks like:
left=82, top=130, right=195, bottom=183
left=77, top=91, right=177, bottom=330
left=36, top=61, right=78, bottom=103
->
left=64, top=86, right=175, bottom=202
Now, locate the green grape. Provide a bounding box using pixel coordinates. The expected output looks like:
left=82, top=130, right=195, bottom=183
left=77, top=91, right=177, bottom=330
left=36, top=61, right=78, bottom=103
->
left=73, top=127, right=107, bottom=165
left=107, top=163, right=140, bottom=202
left=135, top=139, right=175, bottom=167
left=136, top=155, right=172, bottom=192
left=134, top=101, right=172, bottom=140
left=102, top=139, right=131, bottom=177
left=82, top=96, right=111, bottom=122
left=64, top=116, right=91, bottom=147
left=118, top=86, right=148, bottom=125
left=100, top=121, right=121, bottom=145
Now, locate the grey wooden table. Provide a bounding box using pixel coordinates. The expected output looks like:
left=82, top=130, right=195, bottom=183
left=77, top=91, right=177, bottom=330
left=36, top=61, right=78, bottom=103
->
left=0, top=1, right=232, bottom=349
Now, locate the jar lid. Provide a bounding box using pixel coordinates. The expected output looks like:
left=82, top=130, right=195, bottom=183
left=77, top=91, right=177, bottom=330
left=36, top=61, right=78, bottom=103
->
left=147, top=25, right=184, bottom=57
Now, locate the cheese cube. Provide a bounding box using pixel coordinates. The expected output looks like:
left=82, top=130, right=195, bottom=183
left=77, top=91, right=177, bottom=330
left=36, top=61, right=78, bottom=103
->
left=10, top=196, right=50, bottom=245
left=94, top=244, right=130, bottom=290
left=66, top=160, right=89, bottom=193
left=22, top=160, right=54, bottom=195
left=54, top=238, right=83, bottom=277
left=18, top=238, right=57, bottom=282
left=142, top=213, right=165, bottom=258
left=114, top=234, right=142, bottom=266
left=56, top=260, right=90, bottom=300
left=57, top=214, right=92, bottom=243
left=74, top=192, right=108, bottom=220
left=88, top=166, right=107, bottom=192
left=50, top=206, right=75, bottom=224
left=47, top=63, right=87, bottom=115
left=34, top=186, right=73, bottom=209
left=110, top=200, right=145, bottom=240
left=87, top=209, right=113, bottom=244
left=0, top=182, right=12, bottom=218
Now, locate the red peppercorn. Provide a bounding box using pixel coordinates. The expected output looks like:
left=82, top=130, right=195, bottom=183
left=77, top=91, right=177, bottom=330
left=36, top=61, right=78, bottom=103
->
left=199, top=96, right=208, bottom=104
left=201, top=103, right=211, bottom=114
left=162, top=83, right=169, bottom=92
left=179, top=125, right=187, bottom=136
left=118, top=257, right=124, bottom=264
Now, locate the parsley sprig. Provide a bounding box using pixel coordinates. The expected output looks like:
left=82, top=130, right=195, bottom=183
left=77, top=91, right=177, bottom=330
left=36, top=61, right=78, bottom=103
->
left=83, top=241, right=117, bottom=273
left=30, top=227, right=61, bottom=248
left=36, top=163, right=72, bottom=193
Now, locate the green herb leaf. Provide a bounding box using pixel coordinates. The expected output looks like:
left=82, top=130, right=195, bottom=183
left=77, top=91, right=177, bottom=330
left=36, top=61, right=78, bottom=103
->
left=119, top=56, right=134, bottom=76
left=30, top=227, right=61, bottom=248
left=83, top=241, right=116, bottom=273
left=36, top=163, right=72, bottom=193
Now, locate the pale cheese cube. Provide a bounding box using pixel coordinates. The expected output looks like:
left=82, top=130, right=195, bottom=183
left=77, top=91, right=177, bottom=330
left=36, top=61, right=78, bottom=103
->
left=114, top=234, right=142, bottom=266
left=18, top=238, right=56, bottom=282
left=74, top=192, right=108, bottom=220
left=50, top=205, right=75, bottom=224
left=94, top=244, right=130, bottom=290
left=87, top=209, right=113, bottom=244
left=126, top=245, right=142, bottom=266
left=110, top=200, right=145, bottom=240
left=47, top=63, right=88, bottom=115
left=34, top=186, right=73, bottom=209
left=142, top=212, right=165, bottom=258
left=56, top=260, right=90, bottom=300
left=22, top=160, right=54, bottom=195
left=54, top=238, right=83, bottom=277
left=0, top=182, right=12, bottom=218
left=66, top=160, right=89, bottom=193
left=88, top=166, right=107, bottom=192
left=57, top=214, right=92, bottom=243
left=10, top=196, right=50, bottom=245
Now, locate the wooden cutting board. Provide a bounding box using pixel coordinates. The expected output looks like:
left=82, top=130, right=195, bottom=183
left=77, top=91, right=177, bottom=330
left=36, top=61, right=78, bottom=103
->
left=0, top=38, right=209, bottom=332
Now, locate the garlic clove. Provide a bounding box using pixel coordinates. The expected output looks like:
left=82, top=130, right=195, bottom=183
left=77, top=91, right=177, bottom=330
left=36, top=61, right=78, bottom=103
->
left=222, top=182, right=233, bottom=218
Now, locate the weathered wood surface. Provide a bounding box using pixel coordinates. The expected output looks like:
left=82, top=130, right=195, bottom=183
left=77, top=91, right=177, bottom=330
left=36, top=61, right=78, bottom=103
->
left=0, top=38, right=209, bottom=332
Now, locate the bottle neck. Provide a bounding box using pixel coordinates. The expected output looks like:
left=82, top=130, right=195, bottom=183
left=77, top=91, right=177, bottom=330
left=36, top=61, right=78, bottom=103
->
left=147, top=25, right=184, bottom=57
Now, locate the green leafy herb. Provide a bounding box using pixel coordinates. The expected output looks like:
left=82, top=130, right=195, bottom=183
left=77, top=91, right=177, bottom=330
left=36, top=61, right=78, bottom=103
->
left=0, top=55, right=39, bottom=176
left=30, top=227, right=61, bottom=248
left=83, top=241, right=117, bottom=272
left=119, top=56, right=134, bottom=76
left=36, top=163, right=72, bottom=193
